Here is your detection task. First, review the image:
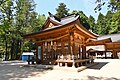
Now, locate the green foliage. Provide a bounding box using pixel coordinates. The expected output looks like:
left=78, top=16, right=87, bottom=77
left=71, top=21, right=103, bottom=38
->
left=0, top=0, right=14, bottom=60
left=33, top=14, right=46, bottom=32
left=71, top=10, right=90, bottom=30
left=96, top=13, right=105, bottom=35
left=95, top=0, right=120, bottom=12
left=0, top=0, right=119, bottom=60
left=109, top=0, right=120, bottom=11
left=71, top=10, right=118, bottom=36
left=104, top=11, right=120, bottom=34
left=95, top=0, right=120, bottom=34
left=0, top=0, right=46, bottom=60
left=109, top=21, right=120, bottom=34
left=94, top=10, right=120, bottom=35
left=55, top=3, right=69, bottom=18
left=88, top=15, right=97, bottom=33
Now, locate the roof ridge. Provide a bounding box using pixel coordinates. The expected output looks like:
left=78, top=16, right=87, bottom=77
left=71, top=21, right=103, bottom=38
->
left=49, top=17, right=61, bottom=25
left=99, top=32, right=120, bottom=37
left=61, top=14, right=78, bottom=20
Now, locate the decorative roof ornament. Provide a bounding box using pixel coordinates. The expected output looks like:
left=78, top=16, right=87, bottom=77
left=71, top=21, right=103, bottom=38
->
left=48, top=12, right=53, bottom=17
left=48, top=12, right=61, bottom=22
left=74, top=12, right=79, bottom=17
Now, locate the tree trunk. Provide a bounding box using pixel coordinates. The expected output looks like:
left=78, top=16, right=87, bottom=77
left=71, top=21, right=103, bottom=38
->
left=5, top=37, right=8, bottom=60
left=10, top=38, right=14, bottom=60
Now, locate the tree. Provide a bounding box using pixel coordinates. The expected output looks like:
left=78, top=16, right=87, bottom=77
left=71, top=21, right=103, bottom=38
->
left=105, top=10, right=119, bottom=34
left=96, top=13, right=107, bottom=35
left=0, top=0, right=14, bottom=60
left=15, top=0, right=46, bottom=59
left=55, top=3, right=69, bottom=18
left=88, top=15, right=97, bottom=33
left=22, top=14, right=46, bottom=52
left=0, top=0, right=45, bottom=60
left=95, top=0, right=120, bottom=12
left=71, top=10, right=90, bottom=30
left=14, top=0, right=38, bottom=59
left=108, top=0, right=120, bottom=11
left=95, top=0, right=120, bottom=34
left=33, top=14, right=46, bottom=32
left=104, top=11, right=114, bottom=34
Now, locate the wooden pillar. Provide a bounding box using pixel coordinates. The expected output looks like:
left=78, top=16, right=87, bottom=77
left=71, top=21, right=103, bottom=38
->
left=112, top=50, right=117, bottom=58
left=50, top=41, right=53, bottom=60
left=68, top=33, right=71, bottom=55
left=58, top=40, right=62, bottom=59
left=45, top=42, right=48, bottom=60
left=72, top=55, right=75, bottom=68
left=35, top=45, right=38, bottom=60
left=48, top=42, right=50, bottom=59
left=105, top=52, right=107, bottom=59
left=61, top=41, right=65, bottom=58
left=54, top=41, right=57, bottom=59
left=79, top=45, right=81, bottom=59
left=70, top=32, right=76, bottom=67
left=56, top=41, right=60, bottom=60
left=82, top=45, right=86, bottom=59
left=104, top=44, right=107, bottom=59
left=41, top=43, right=44, bottom=61
left=71, top=32, right=75, bottom=55
left=43, top=42, right=46, bottom=60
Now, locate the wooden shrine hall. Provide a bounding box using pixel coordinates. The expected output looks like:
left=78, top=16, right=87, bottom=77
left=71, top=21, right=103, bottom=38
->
left=86, top=33, right=120, bottom=59
left=23, top=13, right=98, bottom=67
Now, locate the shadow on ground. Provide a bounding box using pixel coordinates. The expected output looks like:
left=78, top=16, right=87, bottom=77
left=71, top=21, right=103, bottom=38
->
left=0, top=62, right=52, bottom=80
left=87, top=76, right=120, bottom=80
left=88, top=62, right=109, bottom=70
left=61, top=76, right=120, bottom=80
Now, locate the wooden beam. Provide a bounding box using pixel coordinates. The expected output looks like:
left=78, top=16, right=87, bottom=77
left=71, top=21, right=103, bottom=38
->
left=85, top=38, right=96, bottom=43
left=74, top=32, right=85, bottom=39
left=75, top=24, right=97, bottom=38
left=74, top=39, right=83, bottom=45
left=86, top=38, right=111, bottom=46
left=35, top=34, right=69, bottom=43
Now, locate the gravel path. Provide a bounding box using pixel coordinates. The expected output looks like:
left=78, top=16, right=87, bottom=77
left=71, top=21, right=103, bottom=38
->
left=0, top=59, right=120, bottom=80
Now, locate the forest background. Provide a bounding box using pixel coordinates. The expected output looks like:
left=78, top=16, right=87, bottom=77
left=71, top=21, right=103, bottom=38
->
left=0, top=0, right=119, bottom=60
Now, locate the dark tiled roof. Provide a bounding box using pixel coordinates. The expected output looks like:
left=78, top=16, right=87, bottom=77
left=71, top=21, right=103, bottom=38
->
left=97, top=33, right=120, bottom=42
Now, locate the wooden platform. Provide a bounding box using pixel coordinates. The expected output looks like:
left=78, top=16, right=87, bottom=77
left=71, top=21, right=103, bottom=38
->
left=56, top=58, right=94, bottom=68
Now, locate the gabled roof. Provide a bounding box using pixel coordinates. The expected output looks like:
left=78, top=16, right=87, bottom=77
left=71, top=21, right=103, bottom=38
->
left=24, top=14, right=80, bottom=37
left=97, top=33, right=120, bottom=42
left=23, top=13, right=98, bottom=39
left=44, top=13, right=80, bottom=28
left=86, top=38, right=112, bottom=46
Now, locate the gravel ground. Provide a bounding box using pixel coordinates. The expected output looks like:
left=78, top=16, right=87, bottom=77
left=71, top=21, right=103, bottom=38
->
left=0, top=59, right=120, bottom=80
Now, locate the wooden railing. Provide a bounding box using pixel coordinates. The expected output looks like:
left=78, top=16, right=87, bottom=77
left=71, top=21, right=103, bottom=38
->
left=57, top=55, right=80, bottom=60
left=56, top=55, right=94, bottom=67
